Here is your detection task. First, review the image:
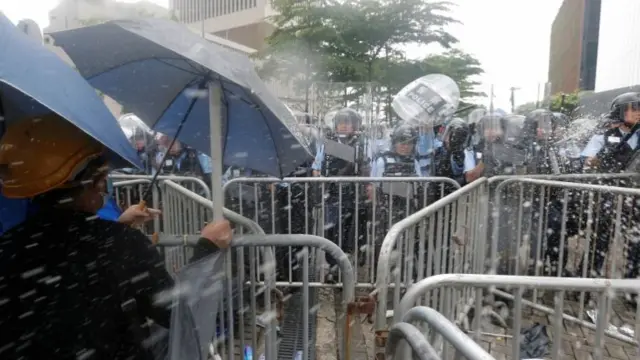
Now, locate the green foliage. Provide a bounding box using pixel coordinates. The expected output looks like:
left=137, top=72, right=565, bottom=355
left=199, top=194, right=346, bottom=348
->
left=258, top=0, right=485, bottom=117
left=550, top=91, right=580, bottom=117
left=259, top=0, right=460, bottom=82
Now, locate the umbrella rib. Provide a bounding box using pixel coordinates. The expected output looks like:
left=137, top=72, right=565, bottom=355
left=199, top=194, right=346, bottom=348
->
left=148, top=77, right=203, bottom=129
left=84, top=57, right=203, bottom=81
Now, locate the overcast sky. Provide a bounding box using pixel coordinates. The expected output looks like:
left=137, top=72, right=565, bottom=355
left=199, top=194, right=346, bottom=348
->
left=1, top=0, right=563, bottom=110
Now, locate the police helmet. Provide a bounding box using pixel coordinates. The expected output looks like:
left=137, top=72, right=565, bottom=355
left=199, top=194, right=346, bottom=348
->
left=610, top=92, right=640, bottom=122
left=443, top=118, right=470, bottom=150
left=332, top=108, right=362, bottom=133
left=390, top=124, right=418, bottom=145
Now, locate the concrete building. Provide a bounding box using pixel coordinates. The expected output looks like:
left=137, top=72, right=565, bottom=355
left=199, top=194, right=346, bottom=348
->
left=170, top=0, right=276, bottom=51
left=548, top=0, right=600, bottom=94
left=45, top=0, right=170, bottom=32
left=594, top=0, right=640, bottom=92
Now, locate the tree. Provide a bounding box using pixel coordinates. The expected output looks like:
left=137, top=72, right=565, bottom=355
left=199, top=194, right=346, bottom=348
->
left=550, top=91, right=580, bottom=117
left=258, top=0, right=460, bottom=88
left=375, top=49, right=484, bottom=119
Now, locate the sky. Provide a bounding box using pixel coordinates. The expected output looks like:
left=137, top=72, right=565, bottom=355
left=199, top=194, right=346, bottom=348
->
left=0, top=0, right=563, bottom=111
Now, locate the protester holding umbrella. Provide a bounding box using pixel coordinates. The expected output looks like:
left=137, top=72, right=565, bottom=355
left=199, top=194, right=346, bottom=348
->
left=0, top=115, right=233, bottom=359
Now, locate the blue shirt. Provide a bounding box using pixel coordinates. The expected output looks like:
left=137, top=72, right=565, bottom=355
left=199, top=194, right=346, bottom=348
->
left=365, top=138, right=391, bottom=160
left=581, top=131, right=639, bottom=158
left=311, top=144, right=325, bottom=171
left=97, top=197, right=123, bottom=222
left=0, top=196, right=31, bottom=235
left=416, top=132, right=442, bottom=176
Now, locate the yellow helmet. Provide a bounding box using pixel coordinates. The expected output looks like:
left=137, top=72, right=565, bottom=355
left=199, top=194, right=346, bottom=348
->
left=0, top=114, right=105, bottom=199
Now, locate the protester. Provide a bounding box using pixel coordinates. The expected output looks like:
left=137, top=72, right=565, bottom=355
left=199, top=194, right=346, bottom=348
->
left=0, top=114, right=232, bottom=359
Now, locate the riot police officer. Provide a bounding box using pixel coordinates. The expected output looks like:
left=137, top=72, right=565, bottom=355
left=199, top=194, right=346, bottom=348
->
left=467, top=108, right=487, bottom=152
left=523, top=109, right=561, bottom=175
left=365, top=122, right=390, bottom=163
left=370, top=124, right=421, bottom=178
left=477, top=113, right=529, bottom=177
left=367, top=123, right=422, bottom=271
left=582, top=92, right=640, bottom=172
left=576, top=92, right=640, bottom=281
left=433, top=118, right=478, bottom=188
left=312, top=108, right=366, bottom=280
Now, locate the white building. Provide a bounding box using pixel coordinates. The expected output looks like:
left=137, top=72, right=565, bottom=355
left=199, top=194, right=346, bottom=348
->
left=45, top=0, right=170, bottom=32
left=170, top=0, right=277, bottom=51
left=594, top=0, right=640, bottom=91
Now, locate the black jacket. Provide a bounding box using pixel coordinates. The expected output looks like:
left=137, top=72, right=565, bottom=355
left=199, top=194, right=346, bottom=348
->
left=0, top=206, right=218, bottom=359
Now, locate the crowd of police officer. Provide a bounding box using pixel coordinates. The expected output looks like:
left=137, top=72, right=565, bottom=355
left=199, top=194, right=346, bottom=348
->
left=304, top=91, right=640, bottom=287
left=469, top=92, right=640, bottom=292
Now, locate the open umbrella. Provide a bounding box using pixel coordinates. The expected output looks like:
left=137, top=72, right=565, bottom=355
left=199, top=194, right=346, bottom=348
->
left=0, top=14, right=140, bottom=169
left=49, top=19, right=312, bottom=191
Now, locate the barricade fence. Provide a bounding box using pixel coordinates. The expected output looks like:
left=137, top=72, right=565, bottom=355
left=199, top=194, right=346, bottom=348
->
left=374, top=173, right=640, bottom=360
left=223, top=176, right=461, bottom=288
left=109, top=172, right=640, bottom=360
left=154, top=234, right=355, bottom=360
left=388, top=274, right=640, bottom=360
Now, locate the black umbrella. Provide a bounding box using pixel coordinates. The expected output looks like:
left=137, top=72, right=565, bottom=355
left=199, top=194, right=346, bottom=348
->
left=50, top=18, right=312, bottom=217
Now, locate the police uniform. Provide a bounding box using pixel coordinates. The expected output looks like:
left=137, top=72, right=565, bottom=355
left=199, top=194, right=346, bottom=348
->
left=433, top=147, right=476, bottom=185
left=415, top=129, right=440, bottom=177
left=370, top=125, right=423, bottom=237
left=576, top=126, right=640, bottom=278
left=312, top=108, right=366, bottom=275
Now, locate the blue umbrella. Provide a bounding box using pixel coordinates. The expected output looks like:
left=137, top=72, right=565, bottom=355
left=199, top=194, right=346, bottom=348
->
left=0, top=14, right=140, bottom=169
left=49, top=19, right=312, bottom=179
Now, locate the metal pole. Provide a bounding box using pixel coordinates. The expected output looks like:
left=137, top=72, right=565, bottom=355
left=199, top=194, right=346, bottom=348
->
left=208, top=81, right=224, bottom=220
left=489, top=84, right=494, bottom=113
left=509, top=86, right=520, bottom=113
left=200, top=0, right=205, bottom=37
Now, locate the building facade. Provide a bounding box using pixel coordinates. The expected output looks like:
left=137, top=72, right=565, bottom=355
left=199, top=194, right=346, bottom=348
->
left=45, top=0, right=170, bottom=32
left=170, top=0, right=276, bottom=51
left=594, top=0, right=640, bottom=92
left=548, top=0, right=600, bottom=94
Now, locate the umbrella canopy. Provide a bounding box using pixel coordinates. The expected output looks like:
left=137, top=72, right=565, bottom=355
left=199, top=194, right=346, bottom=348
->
left=0, top=14, right=140, bottom=169
left=50, top=18, right=312, bottom=178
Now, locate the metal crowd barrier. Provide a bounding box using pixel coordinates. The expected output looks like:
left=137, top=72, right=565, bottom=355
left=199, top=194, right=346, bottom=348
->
left=155, top=233, right=355, bottom=360
left=374, top=179, right=489, bottom=327
left=223, top=176, right=460, bottom=288
left=374, top=173, right=640, bottom=360
left=392, top=274, right=640, bottom=360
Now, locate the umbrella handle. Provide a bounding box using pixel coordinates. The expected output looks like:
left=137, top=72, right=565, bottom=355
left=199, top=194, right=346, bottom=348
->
left=136, top=200, right=160, bottom=244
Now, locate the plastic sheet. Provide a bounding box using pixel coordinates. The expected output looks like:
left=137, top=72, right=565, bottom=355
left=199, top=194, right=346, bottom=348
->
left=519, top=323, right=550, bottom=359
left=168, top=252, right=225, bottom=360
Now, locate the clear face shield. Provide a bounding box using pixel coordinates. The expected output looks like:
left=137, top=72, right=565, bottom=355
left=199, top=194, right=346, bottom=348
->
left=118, top=114, right=153, bottom=151
left=622, top=102, right=640, bottom=125
left=481, top=116, right=504, bottom=143
left=536, top=115, right=554, bottom=140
